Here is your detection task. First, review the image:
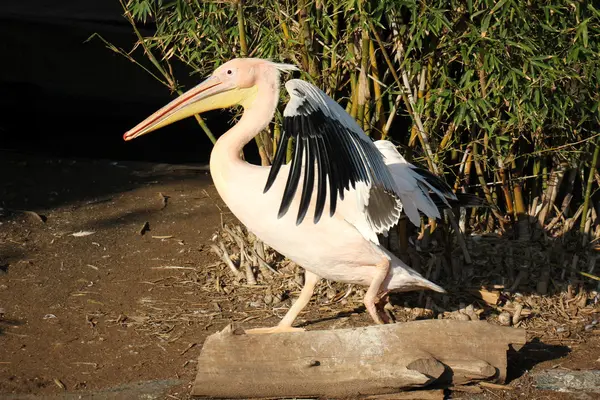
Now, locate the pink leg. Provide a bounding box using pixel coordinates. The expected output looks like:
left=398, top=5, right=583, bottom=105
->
left=363, top=258, right=391, bottom=325
left=245, top=270, right=321, bottom=334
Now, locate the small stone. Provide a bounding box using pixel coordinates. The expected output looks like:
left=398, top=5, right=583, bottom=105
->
left=464, top=305, right=479, bottom=321
left=533, top=370, right=600, bottom=393
left=272, top=293, right=283, bottom=303
left=326, top=288, right=336, bottom=300
left=498, top=311, right=512, bottom=326
left=294, top=273, right=304, bottom=286
left=263, top=294, right=273, bottom=305
left=455, top=312, right=471, bottom=321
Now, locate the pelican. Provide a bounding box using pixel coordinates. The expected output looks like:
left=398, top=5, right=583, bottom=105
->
left=124, top=58, right=467, bottom=334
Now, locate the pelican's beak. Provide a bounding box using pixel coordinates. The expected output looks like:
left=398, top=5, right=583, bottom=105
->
left=123, top=75, right=241, bottom=141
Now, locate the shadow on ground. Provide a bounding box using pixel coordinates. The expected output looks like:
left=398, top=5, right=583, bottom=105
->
left=507, top=338, right=571, bottom=382
left=0, top=150, right=214, bottom=218
left=0, top=379, right=185, bottom=400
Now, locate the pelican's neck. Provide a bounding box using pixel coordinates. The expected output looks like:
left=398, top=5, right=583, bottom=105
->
left=212, top=83, right=279, bottom=163
left=209, top=81, right=280, bottom=200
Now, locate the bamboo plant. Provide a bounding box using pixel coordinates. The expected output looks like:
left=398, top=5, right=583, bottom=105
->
left=93, top=0, right=600, bottom=245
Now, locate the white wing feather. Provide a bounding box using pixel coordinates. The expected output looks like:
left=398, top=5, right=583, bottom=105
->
left=374, top=140, right=444, bottom=227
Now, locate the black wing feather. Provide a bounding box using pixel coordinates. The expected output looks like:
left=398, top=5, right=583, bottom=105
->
left=312, top=134, right=327, bottom=223
left=410, top=166, right=456, bottom=199
left=265, top=79, right=399, bottom=227
left=320, top=130, right=339, bottom=217
left=265, top=121, right=291, bottom=193
left=297, top=135, right=315, bottom=224
left=277, top=131, right=303, bottom=218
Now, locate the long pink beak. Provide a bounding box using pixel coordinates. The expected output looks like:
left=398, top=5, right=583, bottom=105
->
left=123, top=76, right=222, bottom=141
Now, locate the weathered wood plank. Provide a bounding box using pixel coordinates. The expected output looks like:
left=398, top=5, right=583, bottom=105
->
left=191, top=320, right=526, bottom=398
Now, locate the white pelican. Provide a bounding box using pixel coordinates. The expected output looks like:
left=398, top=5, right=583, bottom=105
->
left=124, top=58, right=467, bottom=334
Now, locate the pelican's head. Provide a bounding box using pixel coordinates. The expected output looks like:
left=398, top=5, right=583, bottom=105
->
left=123, top=58, right=298, bottom=141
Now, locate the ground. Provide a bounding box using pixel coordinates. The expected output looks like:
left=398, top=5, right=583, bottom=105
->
left=1, top=150, right=599, bottom=399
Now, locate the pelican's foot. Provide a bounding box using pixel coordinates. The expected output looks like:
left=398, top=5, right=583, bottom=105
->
left=244, top=325, right=305, bottom=335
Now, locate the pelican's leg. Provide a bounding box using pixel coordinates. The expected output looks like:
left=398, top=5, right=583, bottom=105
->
left=245, top=270, right=321, bottom=335
left=364, top=259, right=391, bottom=324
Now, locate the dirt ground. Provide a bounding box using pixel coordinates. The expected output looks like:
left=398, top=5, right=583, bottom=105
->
left=1, top=150, right=600, bottom=399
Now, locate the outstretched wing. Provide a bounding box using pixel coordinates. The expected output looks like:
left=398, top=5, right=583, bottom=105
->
left=373, top=140, right=458, bottom=226
left=264, top=79, right=401, bottom=235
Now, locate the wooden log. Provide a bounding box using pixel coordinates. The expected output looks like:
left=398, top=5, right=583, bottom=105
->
left=191, top=320, right=526, bottom=398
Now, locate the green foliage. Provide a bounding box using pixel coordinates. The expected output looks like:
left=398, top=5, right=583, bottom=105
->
left=97, top=0, right=600, bottom=235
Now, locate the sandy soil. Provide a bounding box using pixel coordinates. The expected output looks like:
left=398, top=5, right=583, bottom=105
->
left=1, top=150, right=599, bottom=399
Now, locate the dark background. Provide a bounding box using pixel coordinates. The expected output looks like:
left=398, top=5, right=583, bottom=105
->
left=0, top=1, right=238, bottom=165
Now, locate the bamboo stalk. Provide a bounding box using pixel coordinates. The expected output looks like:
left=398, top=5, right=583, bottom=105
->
left=363, top=100, right=372, bottom=135
left=236, top=0, right=272, bottom=161
left=424, top=57, right=433, bottom=119
left=538, top=166, right=566, bottom=227
left=356, top=29, right=370, bottom=129
left=236, top=0, right=248, bottom=56
left=511, top=159, right=529, bottom=238
left=254, top=131, right=271, bottom=166
left=391, top=47, right=436, bottom=172
left=498, top=164, right=514, bottom=220
left=477, top=53, right=487, bottom=98
left=493, top=132, right=514, bottom=221
left=401, top=72, right=437, bottom=173
left=385, top=14, right=437, bottom=172
left=382, top=94, right=403, bottom=139
left=438, top=122, right=456, bottom=153
left=408, top=125, right=419, bottom=148
left=298, top=0, right=318, bottom=77
left=329, top=2, right=341, bottom=93
left=407, top=67, right=428, bottom=154
left=349, top=71, right=359, bottom=118
left=118, top=0, right=216, bottom=144
left=320, top=1, right=331, bottom=90
left=275, top=2, right=291, bottom=42
left=473, top=143, right=506, bottom=226
left=368, top=22, right=405, bottom=98
left=546, top=194, right=573, bottom=231
left=369, top=22, right=411, bottom=140
left=532, top=157, right=541, bottom=202
left=369, top=40, right=384, bottom=136
left=454, top=146, right=472, bottom=192
left=580, top=137, right=600, bottom=234
left=272, top=116, right=281, bottom=158
left=542, top=158, right=549, bottom=191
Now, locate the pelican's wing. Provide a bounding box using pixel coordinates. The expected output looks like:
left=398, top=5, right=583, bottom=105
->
left=264, top=78, right=402, bottom=237
left=373, top=140, right=458, bottom=227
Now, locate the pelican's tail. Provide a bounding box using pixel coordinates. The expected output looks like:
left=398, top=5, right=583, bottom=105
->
left=383, top=248, right=446, bottom=293
left=417, top=276, right=446, bottom=293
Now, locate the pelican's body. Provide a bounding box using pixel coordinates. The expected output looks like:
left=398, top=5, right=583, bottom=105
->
left=214, top=157, right=420, bottom=289
left=211, top=116, right=432, bottom=293
left=124, top=58, right=468, bottom=332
